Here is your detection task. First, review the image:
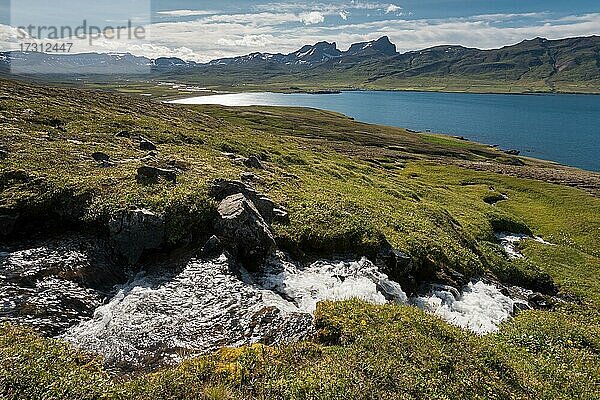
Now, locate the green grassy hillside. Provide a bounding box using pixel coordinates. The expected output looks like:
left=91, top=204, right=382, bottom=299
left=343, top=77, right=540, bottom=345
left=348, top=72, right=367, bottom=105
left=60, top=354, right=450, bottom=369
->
left=0, top=78, right=599, bottom=399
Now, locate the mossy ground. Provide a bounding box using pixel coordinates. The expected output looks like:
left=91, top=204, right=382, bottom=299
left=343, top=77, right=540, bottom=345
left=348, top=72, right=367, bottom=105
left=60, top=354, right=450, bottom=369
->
left=0, top=78, right=599, bottom=399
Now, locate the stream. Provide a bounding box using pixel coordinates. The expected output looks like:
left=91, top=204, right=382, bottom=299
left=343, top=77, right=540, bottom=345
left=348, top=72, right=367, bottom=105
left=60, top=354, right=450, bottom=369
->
left=1, top=233, right=540, bottom=370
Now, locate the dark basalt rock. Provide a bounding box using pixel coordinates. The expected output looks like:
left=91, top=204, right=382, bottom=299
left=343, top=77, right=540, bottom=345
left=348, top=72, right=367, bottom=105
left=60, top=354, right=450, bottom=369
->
left=200, top=235, right=223, bottom=259
left=513, top=302, right=532, bottom=314
left=209, top=179, right=288, bottom=225
left=214, top=193, right=276, bottom=270
left=272, top=207, right=290, bottom=224
left=108, top=209, right=165, bottom=265
left=375, top=246, right=416, bottom=295
left=92, top=152, right=110, bottom=162
left=244, top=155, right=264, bottom=169
left=432, top=268, right=469, bottom=290
left=241, top=172, right=258, bottom=182
left=0, top=213, right=19, bottom=237
left=139, top=137, right=157, bottom=151
left=504, top=149, right=520, bottom=156
left=91, top=152, right=114, bottom=167
left=527, top=292, right=554, bottom=310
left=136, top=165, right=177, bottom=184
left=115, top=130, right=130, bottom=138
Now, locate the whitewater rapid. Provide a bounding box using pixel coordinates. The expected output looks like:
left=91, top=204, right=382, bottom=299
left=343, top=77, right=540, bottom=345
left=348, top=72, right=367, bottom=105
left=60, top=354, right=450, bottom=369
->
left=0, top=234, right=533, bottom=369
left=60, top=253, right=518, bottom=368
left=495, top=232, right=554, bottom=259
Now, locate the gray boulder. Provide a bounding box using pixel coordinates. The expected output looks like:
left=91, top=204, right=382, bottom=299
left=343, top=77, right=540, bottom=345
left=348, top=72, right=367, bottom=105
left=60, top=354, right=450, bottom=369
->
left=214, top=193, right=276, bottom=269
left=109, top=209, right=165, bottom=264
left=244, top=156, right=264, bottom=169
left=136, top=165, right=177, bottom=184
left=375, top=247, right=416, bottom=294
left=209, top=179, right=288, bottom=225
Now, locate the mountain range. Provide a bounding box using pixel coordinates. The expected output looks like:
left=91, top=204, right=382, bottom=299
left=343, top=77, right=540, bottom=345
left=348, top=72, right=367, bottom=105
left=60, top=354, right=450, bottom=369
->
left=1, top=35, right=599, bottom=93
left=209, top=36, right=398, bottom=66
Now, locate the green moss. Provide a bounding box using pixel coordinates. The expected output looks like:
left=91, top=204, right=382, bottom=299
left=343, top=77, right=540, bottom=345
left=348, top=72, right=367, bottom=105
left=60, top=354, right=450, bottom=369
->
left=1, top=78, right=599, bottom=399
left=2, top=301, right=599, bottom=399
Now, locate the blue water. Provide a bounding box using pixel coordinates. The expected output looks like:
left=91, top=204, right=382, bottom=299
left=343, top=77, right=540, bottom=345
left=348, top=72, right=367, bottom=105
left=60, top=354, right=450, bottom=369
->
left=173, top=91, right=600, bottom=172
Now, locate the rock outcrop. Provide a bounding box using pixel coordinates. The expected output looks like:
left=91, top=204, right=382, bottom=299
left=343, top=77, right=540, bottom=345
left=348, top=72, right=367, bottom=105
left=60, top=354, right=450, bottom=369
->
left=209, top=179, right=289, bottom=225
left=214, top=193, right=277, bottom=269
left=375, top=246, right=416, bottom=295
left=136, top=165, right=177, bottom=184
left=244, top=156, right=264, bottom=169
left=139, top=137, right=157, bottom=151
left=108, top=209, right=165, bottom=264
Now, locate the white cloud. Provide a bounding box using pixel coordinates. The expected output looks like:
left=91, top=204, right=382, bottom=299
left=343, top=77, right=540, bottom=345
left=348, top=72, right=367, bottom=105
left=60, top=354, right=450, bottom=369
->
left=255, top=2, right=396, bottom=15
left=197, top=12, right=300, bottom=26
left=156, top=10, right=218, bottom=17
left=2, top=11, right=599, bottom=64
left=217, top=34, right=275, bottom=47
left=348, top=1, right=392, bottom=11
left=385, top=4, right=402, bottom=14
left=300, top=11, right=326, bottom=25
left=327, top=13, right=600, bottom=52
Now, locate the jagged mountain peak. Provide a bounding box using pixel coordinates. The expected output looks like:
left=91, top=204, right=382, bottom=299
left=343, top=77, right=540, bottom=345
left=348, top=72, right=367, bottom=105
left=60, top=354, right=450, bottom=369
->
left=290, top=41, right=342, bottom=64
left=346, top=36, right=398, bottom=57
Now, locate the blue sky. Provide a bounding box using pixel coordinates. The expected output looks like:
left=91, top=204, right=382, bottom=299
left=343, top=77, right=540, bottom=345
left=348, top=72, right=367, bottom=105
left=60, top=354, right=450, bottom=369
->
left=1, top=1, right=599, bottom=61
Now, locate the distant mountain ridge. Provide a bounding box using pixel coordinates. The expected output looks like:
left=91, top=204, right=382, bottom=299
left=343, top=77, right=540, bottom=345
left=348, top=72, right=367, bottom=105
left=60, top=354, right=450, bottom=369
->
left=1, top=35, right=598, bottom=93
left=208, top=36, right=397, bottom=66
left=207, top=35, right=600, bottom=81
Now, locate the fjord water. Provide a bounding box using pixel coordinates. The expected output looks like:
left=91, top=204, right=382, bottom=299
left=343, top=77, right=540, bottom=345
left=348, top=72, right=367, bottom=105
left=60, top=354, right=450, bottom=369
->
left=173, top=91, right=600, bottom=171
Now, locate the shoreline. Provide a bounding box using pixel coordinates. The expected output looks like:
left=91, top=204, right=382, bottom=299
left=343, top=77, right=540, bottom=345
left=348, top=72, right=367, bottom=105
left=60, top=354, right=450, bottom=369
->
left=167, top=91, right=600, bottom=174
left=161, top=86, right=600, bottom=102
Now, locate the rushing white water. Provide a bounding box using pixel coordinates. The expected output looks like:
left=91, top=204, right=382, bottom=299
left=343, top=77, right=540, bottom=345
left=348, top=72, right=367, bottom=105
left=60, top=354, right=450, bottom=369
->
left=60, top=252, right=520, bottom=367
left=2, top=236, right=529, bottom=368
left=258, top=256, right=408, bottom=313
left=62, top=254, right=313, bottom=368
left=0, top=242, right=106, bottom=335
left=413, top=282, right=515, bottom=334
left=495, top=232, right=554, bottom=259
left=61, top=254, right=408, bottom=367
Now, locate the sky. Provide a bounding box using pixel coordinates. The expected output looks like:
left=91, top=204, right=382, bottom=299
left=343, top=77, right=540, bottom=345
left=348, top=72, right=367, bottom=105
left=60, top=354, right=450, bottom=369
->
left=0, top=0, right=599, bottom=62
